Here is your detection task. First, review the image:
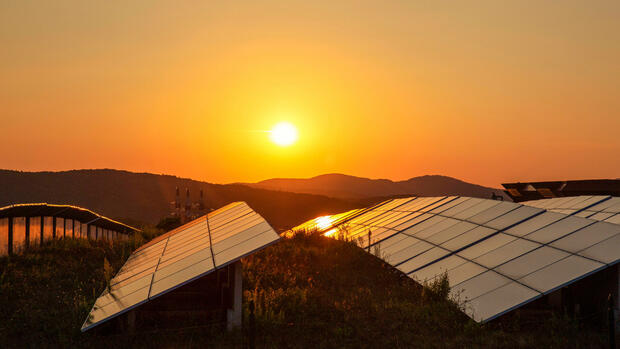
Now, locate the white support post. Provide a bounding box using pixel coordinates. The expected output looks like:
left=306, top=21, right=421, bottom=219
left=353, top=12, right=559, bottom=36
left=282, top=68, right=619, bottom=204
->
left=227, top=261, right=243, bottom=331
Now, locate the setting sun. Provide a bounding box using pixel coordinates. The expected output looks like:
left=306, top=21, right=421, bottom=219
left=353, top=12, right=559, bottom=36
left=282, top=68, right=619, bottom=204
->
left=269, top=122, right=298, bottom=147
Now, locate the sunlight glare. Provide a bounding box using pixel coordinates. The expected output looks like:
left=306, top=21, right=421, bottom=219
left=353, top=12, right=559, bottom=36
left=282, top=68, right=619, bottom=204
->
left=270, top=122, right=298, bottom=146
left=315, top=216, right=333, bottom=230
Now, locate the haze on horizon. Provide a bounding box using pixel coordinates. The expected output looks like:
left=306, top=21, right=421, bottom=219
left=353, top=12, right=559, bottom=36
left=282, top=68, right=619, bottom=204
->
left=1, top=1, right=619, bottom=188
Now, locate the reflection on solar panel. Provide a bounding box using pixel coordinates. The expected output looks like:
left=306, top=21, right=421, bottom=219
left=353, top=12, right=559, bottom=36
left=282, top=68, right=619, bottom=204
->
left=290, top=196, right=620, bottom=323
left=82, top=202, right=279, bottom=332
left=522, top=195, right=620, bottom=224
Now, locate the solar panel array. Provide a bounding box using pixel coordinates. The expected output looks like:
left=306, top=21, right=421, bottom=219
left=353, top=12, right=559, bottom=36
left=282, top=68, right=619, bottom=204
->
left=522, top=195, right=620, bottom=224
left=291, top=196, right=620, bottom=323
left=82, top=202, right=279, bottom=331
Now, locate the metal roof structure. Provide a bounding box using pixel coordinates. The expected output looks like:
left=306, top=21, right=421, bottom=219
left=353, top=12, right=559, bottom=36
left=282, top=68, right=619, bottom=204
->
left=0, top=203, right=139, bottom=234
left=291, top=196, right=620, bottom=323
left=521, top=196, right=620, bottom=224
left=502, top=179, right=620, bottom=202
left=81, top=201, right=280, bottom=332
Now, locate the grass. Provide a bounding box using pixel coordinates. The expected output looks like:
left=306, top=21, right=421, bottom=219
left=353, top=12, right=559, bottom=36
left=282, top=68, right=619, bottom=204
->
left=0, top=231, right=613, bottom=348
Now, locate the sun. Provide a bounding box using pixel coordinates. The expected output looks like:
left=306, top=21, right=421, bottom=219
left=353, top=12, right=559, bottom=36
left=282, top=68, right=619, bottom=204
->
left=269, top=122, right=298, bottom=146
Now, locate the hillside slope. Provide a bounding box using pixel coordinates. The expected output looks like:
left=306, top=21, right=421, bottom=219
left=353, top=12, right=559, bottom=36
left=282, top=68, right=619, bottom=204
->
left=245, top=173, right=509, bottom=200
left=0, top=169, right=357, bottom=230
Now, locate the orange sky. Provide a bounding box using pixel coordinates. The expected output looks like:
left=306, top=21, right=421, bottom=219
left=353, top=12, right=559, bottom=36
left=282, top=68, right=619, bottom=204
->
left=1, top=1, right=619, bottom=188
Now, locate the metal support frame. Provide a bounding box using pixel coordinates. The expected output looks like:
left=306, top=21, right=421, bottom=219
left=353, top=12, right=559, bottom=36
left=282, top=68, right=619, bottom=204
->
left=40, top=216, right=44, bottom=243
left=52, top=216, right=57, bottom=239
left=7, top=216, right=13, bottom=255
left=25, top=216, right=30, bottom=249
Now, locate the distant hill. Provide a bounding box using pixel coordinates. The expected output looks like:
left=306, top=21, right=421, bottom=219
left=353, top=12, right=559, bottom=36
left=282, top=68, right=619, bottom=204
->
left=0, top=169, right=359, bottom=230
left=243, top=173, right=509, bottom=200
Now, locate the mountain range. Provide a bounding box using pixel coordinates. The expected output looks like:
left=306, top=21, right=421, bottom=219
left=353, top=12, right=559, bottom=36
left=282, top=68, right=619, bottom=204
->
left=0, top=169, right=358, bottom=230
left=0, top=169, right=508, bottom=230
left=243, top=173, right=508, bottom=200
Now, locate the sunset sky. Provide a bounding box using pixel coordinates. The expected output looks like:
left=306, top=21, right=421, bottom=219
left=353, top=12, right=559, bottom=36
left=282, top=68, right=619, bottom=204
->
left=1, top=1, right=619, bottom=188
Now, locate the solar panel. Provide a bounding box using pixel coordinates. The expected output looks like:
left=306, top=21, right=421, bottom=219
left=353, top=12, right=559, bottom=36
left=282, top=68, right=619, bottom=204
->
left=82, top=202, right=279, bottom=332
left=290, top=195, right=620, bottom=323
left=495, top=246, right=569, bottom=280
left=518, top=255, right=604, bottom=293
left=462, top=281, right=540, bottom=322
left=413, top=255, right=468, bottom=283
left=549, top=221, right=620, bottom=255
left=426, top=221, right=478, bottom=245
left=440, top=261, right=486, bottom=286
left=472, top=238, right=540, bottom=269
left=605, top=214, right=620, bottom=224
left=521, top=196, right=614, bottom=221
left=524, top=216, right=594, bottom=244
left=578, top=233, right=620, bottom=264
left=450, top=270, right=511, bottom=303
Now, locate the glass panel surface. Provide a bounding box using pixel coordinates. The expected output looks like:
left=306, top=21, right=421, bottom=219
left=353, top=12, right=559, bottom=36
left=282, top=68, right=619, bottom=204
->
left=473, top=239, right=540, bottom=269
left=213, top=229, right=279, bottom=267
left=568, top=196, right=609, bottom=209
left=153, top=248, right=212, bottom=282
left=550, top=221, right=620, bottom=253
left=452, top=200, right=501, bottom=220
left=384, top=240, right=432, bottom=265
left=439, top=198, right=484, bottom=217
left=378, top=233, right=423, bottom=252
left=411, top=255, right=468, bottom=283
left=211, top=221, right=272, bottom=255
left=605, top=214, right=620, bottom=224
left=83, top=286, right=149, bottom=330
left=393, top=213, right=434, bottom=231
left=96, top=274, right=153, bottom=308
left=495, top=246, right=569, bottom=279
left=587, top=197, right=620, bottom=212
left=444, top=261, right=487, bottom=286
left=468, top=202, right=520, bottom=225
left=371, top=211, right=411, bottom=228
left=463, top=282, right=540, bottom=323
left=149, top=257, right=215, bottom=298
left=450, top=270, right=511, bottom=303
left=519, top=255, right=603, bottom=293
left=398, top=247, right=450, bottom=274
left=524, top=216, right=594, bottom=244
left=557, top=196, right=592, bottom=209
left=503, top=212, right=566, bottom=237
left=441, top=226, right=496, bottom=252
left=210, top=215, right=264, bottom=244
left=429, top=197, right=470, bottom=214
left=412, top=218, right=460, bottom=240
left=425, top=221, right=477, bottom=245
left=457, top=233, right=517, bottom=260
left=393, top=197, right=435, bottom=212
left=418, top=197, right=458, bottom=213
left=399, top=216, right=447, bottom=238
left=577, top=234, right=620, bottom=264
left=588, top=212, right=615, bottom=221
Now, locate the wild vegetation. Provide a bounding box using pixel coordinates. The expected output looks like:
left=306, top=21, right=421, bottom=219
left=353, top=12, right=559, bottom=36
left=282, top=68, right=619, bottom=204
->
left=0, top=230, right=612, bottom=348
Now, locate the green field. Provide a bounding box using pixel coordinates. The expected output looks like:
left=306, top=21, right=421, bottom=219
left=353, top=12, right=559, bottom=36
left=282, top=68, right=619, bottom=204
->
left=0, top=232, right=612, bottom=348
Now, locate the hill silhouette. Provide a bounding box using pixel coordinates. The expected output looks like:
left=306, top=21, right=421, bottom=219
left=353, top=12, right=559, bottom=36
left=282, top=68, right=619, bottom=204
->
left=0, top=169, right=358, bottom=230
left=244, top=173, right=509, bottom=200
